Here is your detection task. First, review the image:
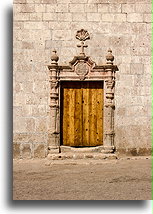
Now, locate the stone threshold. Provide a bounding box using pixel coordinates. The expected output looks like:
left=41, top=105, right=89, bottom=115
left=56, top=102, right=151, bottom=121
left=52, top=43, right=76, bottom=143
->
left=59, top=145, right=115, bottom=153
left=47, top=152, right=117, bottom=160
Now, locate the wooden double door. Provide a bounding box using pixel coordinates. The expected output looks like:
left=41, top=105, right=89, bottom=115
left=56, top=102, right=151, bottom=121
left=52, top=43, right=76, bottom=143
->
left=61, top=81, right=104, bottom=147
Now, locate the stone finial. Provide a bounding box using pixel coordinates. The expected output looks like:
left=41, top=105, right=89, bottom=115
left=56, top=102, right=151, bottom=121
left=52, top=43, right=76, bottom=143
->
left=106, top=48, right=114, bottom=64
left=51, top=49, right=59, bottom=64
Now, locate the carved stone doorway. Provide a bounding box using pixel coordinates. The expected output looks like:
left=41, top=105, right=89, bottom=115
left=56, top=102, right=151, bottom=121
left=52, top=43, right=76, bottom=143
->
left=60, top=81, right=104, bottom=147
left=47, top=29, right=118, bottom=155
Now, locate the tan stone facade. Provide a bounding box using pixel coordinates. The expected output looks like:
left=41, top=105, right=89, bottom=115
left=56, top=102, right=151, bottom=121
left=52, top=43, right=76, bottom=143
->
left=13, top=0, right=152, bottom=159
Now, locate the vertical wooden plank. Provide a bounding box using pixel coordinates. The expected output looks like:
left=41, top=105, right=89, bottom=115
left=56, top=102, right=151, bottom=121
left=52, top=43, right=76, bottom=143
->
left=82, top=82, right=90, bottom=146
left=91, top=82, right=98, bottom=146
left=74, top=83, right=83, bottom=146
left=68, top=86, right=75, bottom=146
left=63, top=82, right=69, bottom=146
left=96, top=82, right=103, bottom=146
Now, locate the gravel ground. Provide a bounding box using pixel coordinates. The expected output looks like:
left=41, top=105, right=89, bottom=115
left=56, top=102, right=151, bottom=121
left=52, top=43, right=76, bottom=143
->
left=13, top=157, right=152, bottom=200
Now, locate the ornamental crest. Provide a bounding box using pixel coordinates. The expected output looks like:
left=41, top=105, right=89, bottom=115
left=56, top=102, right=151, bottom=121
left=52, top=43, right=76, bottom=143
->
left=75, top=62, right=89, bottom=80
left=76, top=29, right=90, bottom=41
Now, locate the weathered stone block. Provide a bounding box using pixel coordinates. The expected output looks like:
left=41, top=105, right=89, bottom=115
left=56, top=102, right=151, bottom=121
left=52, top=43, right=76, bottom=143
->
left=32, top=105, right=47, bottom=117
left=85, top=4, right=98, bottom=12
left=35, top=118, right=47, bottom=132
left=56, top=4, right=68, bottom=12
left=35, top=4, right=46, bottom=12
left=13, top=106, right=22, bottom=118
left=109, top=4, right=121, bottom=13
left=70, top=0, right=87, bottom=3
left=136, top=4, right=151, bottom=13
left=13, top=133, right=47, bottom=143
left=14, top=82, right=23, bottom=93
left=43, top=13, right=57, bottom=21
left=13, top=4, right=22, bottom=13
left=52, top=30, right=71, bottom=41
left=41, top=0, right=57, bottom=3
left=69, top=4, right=85, bottom=13
left=14, top=13, right=30, bottom=21
left=46, top=4, right=56, bottom=12
left=33, top=81, right=48, bottom=93
left=102, top=14, right=114, bottom=22
left=114, top=14, right=127, bottom=22
left=13, top=22, right=24, bottom=30
left=14, top=93, right=26, bottom=106
left=72, top=13, right=87, bottom=22
left=57, top=13, right=72, bottom=21
left=26, top=118, right=36, bottom=132
left=97, top=3, right=109, bottom=12
left=130, top=23, right=147, bottom=35
left=116, top=147, right=152, bottom=156
left=20, top=3, right=35, bottom=13
left=122, top=3, right=135, bottom=13
left=22, top=41, right=34, bottom=49
left=22, top=81, right=34, bottom=93
left=30, top=13, right=43, bottom=21
left=22, top=105, right=32, bottom=117
left=21, top=143, right=32, bottom=159
left=127, top=13, right=143, bottom=22
left=143, top=13, right=152, bottom=23
left=14, top=0, right=26, bottom=3
left=26, top=0, right=41, bottom=3
left=87, top=13, right=101, bottom=21
left=33, top=144, right=46, bottom=158
left=48, top=21, right=71, bottom=30
left=88, top=0, right=110, bottom=3
left=13, top=143, right=21, bottom=159
left=130, top=63, right=144, bottom=75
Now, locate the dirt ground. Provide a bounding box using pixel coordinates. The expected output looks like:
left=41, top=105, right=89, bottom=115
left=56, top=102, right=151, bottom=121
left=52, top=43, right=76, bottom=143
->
left=13, top=157, right=152, bottom=200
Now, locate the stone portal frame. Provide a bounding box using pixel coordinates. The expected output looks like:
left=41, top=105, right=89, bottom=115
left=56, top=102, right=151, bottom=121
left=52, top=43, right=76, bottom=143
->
left=47, top=30, right=118, bottom=155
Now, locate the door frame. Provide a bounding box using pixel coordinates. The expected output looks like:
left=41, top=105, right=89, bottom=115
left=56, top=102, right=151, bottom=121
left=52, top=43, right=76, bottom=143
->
left=47, top=51, right=118, bottom=154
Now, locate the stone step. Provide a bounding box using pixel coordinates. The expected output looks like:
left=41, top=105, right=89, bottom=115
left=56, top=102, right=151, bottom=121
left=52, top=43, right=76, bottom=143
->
left=47, top=152, right=117, bottom=160
left=60, top=145, right=115, bottom=154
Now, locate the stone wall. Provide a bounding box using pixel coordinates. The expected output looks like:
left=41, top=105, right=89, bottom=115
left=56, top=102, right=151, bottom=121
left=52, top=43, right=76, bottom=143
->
left=13, top=0, right=152, bottom=158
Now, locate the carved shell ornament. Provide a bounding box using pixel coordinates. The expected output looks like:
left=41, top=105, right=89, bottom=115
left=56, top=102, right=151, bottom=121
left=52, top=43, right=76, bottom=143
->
left=76, top=29, right=90, bottom=41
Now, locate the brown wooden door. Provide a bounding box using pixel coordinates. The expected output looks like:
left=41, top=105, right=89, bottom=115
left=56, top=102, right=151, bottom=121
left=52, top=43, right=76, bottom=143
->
left=61, top=81, right=103, bottom=147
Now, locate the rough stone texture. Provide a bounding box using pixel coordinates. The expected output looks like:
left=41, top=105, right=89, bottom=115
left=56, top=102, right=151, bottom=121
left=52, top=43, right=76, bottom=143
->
left=13, top=0, right=152, bottom=158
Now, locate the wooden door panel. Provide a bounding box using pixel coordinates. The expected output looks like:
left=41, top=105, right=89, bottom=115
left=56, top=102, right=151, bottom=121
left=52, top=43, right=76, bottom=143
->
left=62, top=81, right=103, bottom=147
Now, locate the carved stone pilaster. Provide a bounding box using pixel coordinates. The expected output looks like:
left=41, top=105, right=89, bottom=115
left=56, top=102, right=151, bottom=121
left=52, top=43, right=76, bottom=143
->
left=104, top=49, right=115, bottom=147
left=48, top=50, right=60, bottom=154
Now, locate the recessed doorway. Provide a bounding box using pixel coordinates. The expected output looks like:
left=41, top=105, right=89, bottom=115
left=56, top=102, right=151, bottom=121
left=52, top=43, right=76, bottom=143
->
left=60, top=81, right=104, bottom=147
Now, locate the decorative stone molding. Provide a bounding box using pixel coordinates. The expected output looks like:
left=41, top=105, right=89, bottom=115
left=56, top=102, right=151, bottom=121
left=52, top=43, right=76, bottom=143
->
left=47, top=29, right=118, bottom=155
